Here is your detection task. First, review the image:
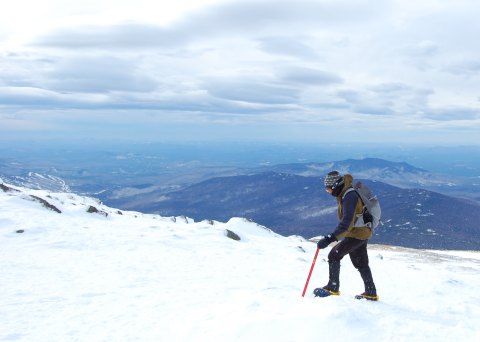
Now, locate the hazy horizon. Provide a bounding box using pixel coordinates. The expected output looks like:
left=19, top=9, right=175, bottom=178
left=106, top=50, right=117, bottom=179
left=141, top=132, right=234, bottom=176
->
left=2, top=139, right=480, bottom=177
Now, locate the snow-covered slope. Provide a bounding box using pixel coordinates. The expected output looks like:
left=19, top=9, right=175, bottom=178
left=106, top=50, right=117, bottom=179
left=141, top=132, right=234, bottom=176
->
left=4, top=172, right=71, bottom=193
left=1, top=182, right=479, bottom=341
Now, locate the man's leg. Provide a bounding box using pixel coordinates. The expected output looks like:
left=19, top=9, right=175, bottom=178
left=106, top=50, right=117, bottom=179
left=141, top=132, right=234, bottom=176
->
left=314, top=238, right=366, bottom=297
left=349, top=241, right=379, bottom=300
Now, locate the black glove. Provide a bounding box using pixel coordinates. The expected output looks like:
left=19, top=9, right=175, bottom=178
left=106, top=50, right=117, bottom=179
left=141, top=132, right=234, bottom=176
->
left=317, top=234, right=336, bottom=249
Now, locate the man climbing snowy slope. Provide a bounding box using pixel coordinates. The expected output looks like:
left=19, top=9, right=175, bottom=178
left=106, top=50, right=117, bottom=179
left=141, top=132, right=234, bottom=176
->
left=314, top=171, right=379, bottom=301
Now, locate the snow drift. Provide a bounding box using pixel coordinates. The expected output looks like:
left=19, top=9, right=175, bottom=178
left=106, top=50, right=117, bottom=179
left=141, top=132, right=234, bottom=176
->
left=1, top=182, right=479, bottom=341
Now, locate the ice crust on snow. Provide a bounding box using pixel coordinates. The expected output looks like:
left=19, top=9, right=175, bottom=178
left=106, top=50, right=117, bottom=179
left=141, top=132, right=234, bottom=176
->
left=1, top=182, right=479, bottom=341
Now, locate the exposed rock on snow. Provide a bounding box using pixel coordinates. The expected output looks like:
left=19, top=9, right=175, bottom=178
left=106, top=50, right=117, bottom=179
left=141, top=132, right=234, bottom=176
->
left=1, top=182, right=479, bottom=342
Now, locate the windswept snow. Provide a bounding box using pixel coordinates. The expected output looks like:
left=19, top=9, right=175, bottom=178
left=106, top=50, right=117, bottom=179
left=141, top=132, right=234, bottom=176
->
left=1, top=183, right=479, bottom=341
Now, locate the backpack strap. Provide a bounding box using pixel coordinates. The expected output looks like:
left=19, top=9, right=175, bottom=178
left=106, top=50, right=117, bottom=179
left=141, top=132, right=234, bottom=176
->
left=341, top=187, right=356, bottom=200
left=342, top=187, right=365, bottom=207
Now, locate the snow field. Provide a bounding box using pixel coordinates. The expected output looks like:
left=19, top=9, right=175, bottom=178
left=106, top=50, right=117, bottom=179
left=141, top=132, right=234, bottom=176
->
left=1, top=184, right=479, bottom=341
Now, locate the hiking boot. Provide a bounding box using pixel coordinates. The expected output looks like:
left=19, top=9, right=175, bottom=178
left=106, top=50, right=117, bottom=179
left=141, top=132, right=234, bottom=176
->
left=313, top=287, right=340, bottom=297
left=327, top=260, right=340, bottom=290
left=358, top=267, right=377, bottom=296
left=355, top=292, right=379, bottom=301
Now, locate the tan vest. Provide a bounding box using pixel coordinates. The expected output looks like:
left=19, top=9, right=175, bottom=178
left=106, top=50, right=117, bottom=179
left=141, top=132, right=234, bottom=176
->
left=335, top=174, right=373, bottom=240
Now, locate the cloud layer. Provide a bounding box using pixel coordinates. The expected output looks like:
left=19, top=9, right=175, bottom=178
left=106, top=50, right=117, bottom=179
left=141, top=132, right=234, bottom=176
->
left=1, top=0, right=479, bottom=143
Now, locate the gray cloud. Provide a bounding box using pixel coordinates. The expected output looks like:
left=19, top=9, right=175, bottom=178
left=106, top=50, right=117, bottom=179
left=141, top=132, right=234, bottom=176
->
left=336, top=89, right=361, bottom=104
left=174, top=0, right=390, bottom=32
left=32, top=24, right=186, bottom=49
left=207, top=79, right=299, bottom=105
left=276, top=66, right=343, bottom=86
left=0, top=52, right=54, bottom=88
left=336, top=84, right=434, bottom=116
left=443, top=60, right=480, bottom=76
left=2, top=0, right=479, bottom=143
left=336, top=89, right=394, bottom=116
left=44, top=56, right=157, bottom=93
left=31, top=0, right=389, bottom=50
left=0, top=83, right=296, bottom=118
left=369, top=83, right=433, bottom=107
left=370, top=83, right=413, bottom=94
left=353, top=104, right=394, bottom=116
left=423, top=107, right=480, bottom=121
left=402, top=40, right=439, bottom=58
left=0, top=86, right=100, bottom=108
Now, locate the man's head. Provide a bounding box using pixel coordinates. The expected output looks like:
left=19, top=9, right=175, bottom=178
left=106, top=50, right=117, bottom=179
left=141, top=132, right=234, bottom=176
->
left=324, top=171, right=344, bottom=196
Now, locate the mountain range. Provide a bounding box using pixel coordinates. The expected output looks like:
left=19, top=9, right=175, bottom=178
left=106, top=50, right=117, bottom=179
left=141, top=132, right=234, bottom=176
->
left=2, top=158, right=479, bottom=250
left=124, top=171, right=479, bottom=250
left=257, top=158, right=478, bottom=196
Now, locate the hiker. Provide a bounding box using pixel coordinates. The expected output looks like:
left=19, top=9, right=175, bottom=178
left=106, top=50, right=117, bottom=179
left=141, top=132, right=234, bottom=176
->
left=314, top=171, right=379, bottom=301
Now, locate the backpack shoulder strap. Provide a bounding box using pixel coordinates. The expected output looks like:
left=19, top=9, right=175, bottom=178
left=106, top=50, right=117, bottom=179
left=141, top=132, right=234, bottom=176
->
left=341, top=187, right=356, bottom=200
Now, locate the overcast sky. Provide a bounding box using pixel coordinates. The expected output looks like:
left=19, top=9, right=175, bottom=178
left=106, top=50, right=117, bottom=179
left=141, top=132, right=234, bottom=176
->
left=1, top=0, right=479, bottom=145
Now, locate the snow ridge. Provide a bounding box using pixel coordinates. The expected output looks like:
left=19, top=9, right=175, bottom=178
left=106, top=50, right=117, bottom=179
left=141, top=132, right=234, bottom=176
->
left=1, top=182, right=479, bottom=341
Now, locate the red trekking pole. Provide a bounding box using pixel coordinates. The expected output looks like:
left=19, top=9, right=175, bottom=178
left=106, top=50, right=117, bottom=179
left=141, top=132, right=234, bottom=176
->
left=302, top=248, right=320, bottom=297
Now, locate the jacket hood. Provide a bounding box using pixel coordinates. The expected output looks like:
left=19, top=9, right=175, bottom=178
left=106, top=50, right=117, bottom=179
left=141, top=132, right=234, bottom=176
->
left=343, top=174, right=353, bottom=189
left=336, top=174, right=353, bottom=198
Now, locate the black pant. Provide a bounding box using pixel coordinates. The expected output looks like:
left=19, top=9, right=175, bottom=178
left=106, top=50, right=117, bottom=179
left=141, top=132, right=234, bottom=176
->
left=328, top=237, right=369, bottom=269
left=325, top=237, right=376, bottom=295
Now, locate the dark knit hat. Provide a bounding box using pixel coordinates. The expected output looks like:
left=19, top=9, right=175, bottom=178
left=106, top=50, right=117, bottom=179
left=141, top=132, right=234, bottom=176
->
left=324, top=171, right=342, bottom=188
